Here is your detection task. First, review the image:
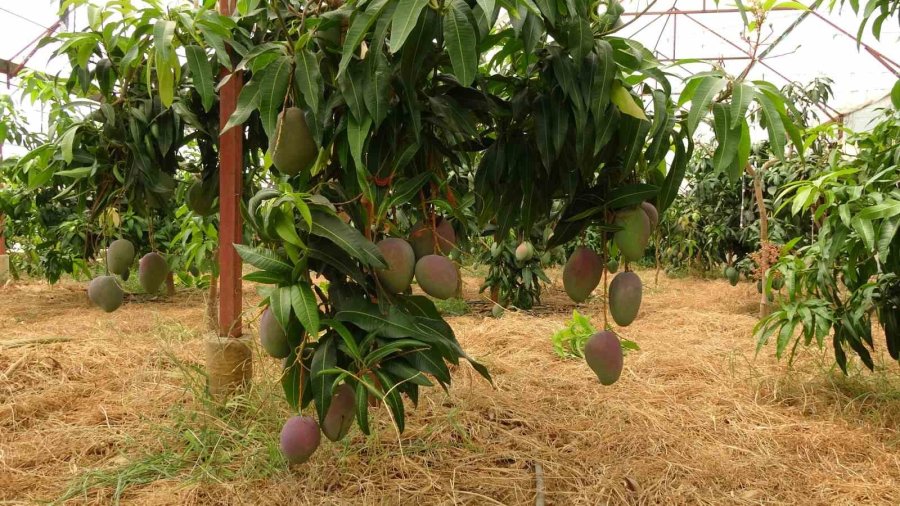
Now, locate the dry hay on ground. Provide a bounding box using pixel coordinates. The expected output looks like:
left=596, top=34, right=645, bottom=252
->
left=1, top=269, right=899, bottom=505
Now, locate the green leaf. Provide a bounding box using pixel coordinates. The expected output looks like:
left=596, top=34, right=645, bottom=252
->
left=364, top=51, right=391, bottom=127
left=589, top=41, right=615, bottom=119
left=221, top=80, right=260, bottom=134
left=243, top=270, right=289, bottom=284
left=153, top=20, right=176, bottom=107
left=308, top=210, right=387, bottom=268
left=755, top=92, right=788, bottom=159
left=390, top=0, right=430, bottom=52
left=339, top=0, right=391, bottom=77
left=311, top=336, right=337, bottom=423
left=268, top=286, right=294, bottom=333
left=339, top=64, right=368, bottom=121
left=281, top=352, right=301, bottom=411
left=387, top=171, right=431, bottom=209
left=257, top=55, right=293, bottom=140
left=291, top=283, right=320, bottom=337
left=657, top=131, right=692, bottom=213
left=335, top=298, right=422, bottom=339
left=382, top=359, right=434, bottom=386
left=364, top=339, right=429, bottom=367
left=443, top=0, right=478, bottom=86
left=610, top=81, right=647, bottom=120
left=858, top=200, right=900, bottom=221
left=375, top=370, right=405, bottom=433
left=185, top=46, right=214, bottom=112
left=322, top=319, right=362, bottom=361
left=355, top=379, right=371, bottom=435
left=348, top=114, right=373, bottom=187
left=294, top=48, right=323, bottom=115
left=851, top=215, right=876, bottom=251
left=233, top=244, right=293, bottom=275
left=606, top=183, right=659, bottom=210
left=734, top=119, right=752, bottom=182
left=729, top=81, right=755, bottom=129
left=711, top=104, right=741, bottom=175
left=58, top=125, right=80, bottom=164
left=307, top=238, right=369, bottom=286
left=273, top=208, right=304, bottom=247
left=686, top=76, right=725, bottom=135
left=562, top=17, right=593, bottom=62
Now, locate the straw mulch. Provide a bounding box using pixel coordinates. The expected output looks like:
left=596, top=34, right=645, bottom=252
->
left=1, top=269, right=899, bottom=505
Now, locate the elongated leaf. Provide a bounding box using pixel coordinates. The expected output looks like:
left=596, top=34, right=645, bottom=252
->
left=268, top=286, right=294, bottom=333
left=222, top=80, right=260, bottom=134
left=291, top=283, right=320, bottom=337
left=294, top=48, right=322, bottom=114
left=355, top=379, right=371, bottom=434
left=729, top=81, right=755, bottom=129
left=308, top=210, right=387, bottom=268
left=243, top=270, right=290, bottom=284
left=281, top=352, right=301, bottom=411
left=322, top=319, right=362, bottom=361
left=335, top=298, right=421, bottom=338
left=307, top=238, right=369, bottom=285
left=311, top=336, right=337, bottom=423
left=364, top=339, right=429, bottom=367
left=339, top=64, right=368, bottom=121
left=657, top=132, right=691, bottom=213
left=347, top=113, right=372, bottom=179
left=375, top=369, right=405, bottom=432
left=444, top=0, right=478, bottom=86
left=755, top=92, right=787, bottom=159
left=339, top=0, right=391, bottom=77
left=687, top=76, right=725, bottom=134
left=387, top=172, right=431, bottom=208
left=562, top=17, right=593, bottom=62
left=185, top=46, right=214, bottom=112
left=153, top=20, right=176, bottom=106
left=364, top=51, right=391, bottom=127
left=610, top=82, right=647, bottom=120
left=257, top=55, right=293, bottom=140
left=606, top=183, right=659, bottom=210
left=390, top=0, right=430, bottom=51
left=382, top=359, right=434, bottom=386
left=234, top=244, right=293, bottom=275
left=851, top=215, right=876, bottom=251
left=734, top=119, right=752, bottom=182
left=711, top=104, right=740, bottom=174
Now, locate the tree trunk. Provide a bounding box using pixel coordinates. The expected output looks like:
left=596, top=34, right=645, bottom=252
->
left=747, top=160, right=777, bottom=318
left=165, top=271, right=176, bottom=297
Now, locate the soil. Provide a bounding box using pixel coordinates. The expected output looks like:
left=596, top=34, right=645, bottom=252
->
left=1, top=269, right=899, bottom=505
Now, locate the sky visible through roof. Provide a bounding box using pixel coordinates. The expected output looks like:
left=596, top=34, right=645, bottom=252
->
left=1, top=0, right=898, bottom=154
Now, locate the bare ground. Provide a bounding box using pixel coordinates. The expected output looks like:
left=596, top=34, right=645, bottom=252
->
left=1, top=269, right=899, bottom=505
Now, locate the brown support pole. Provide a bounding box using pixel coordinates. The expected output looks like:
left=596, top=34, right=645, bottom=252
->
left=207, top=0, right=251, bottom=397
left=218, top=70, right=243, bottom=337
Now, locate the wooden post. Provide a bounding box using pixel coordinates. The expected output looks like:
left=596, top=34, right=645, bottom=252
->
left=207, top=0, right=251, bottom=397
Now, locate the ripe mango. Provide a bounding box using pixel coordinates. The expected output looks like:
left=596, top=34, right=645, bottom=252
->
left=563, top=247, right=602, bottom=302
left=584, top=331, right=624, bottom=385
left=88, top=276, right=124, bottom=313
left=375, top=238, right=416, bottom=293
left=279, top=416, right=321, bottom=464
left=415, top=255, right=458, bottom=300
left=609, top=271, right=642, bottom=327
